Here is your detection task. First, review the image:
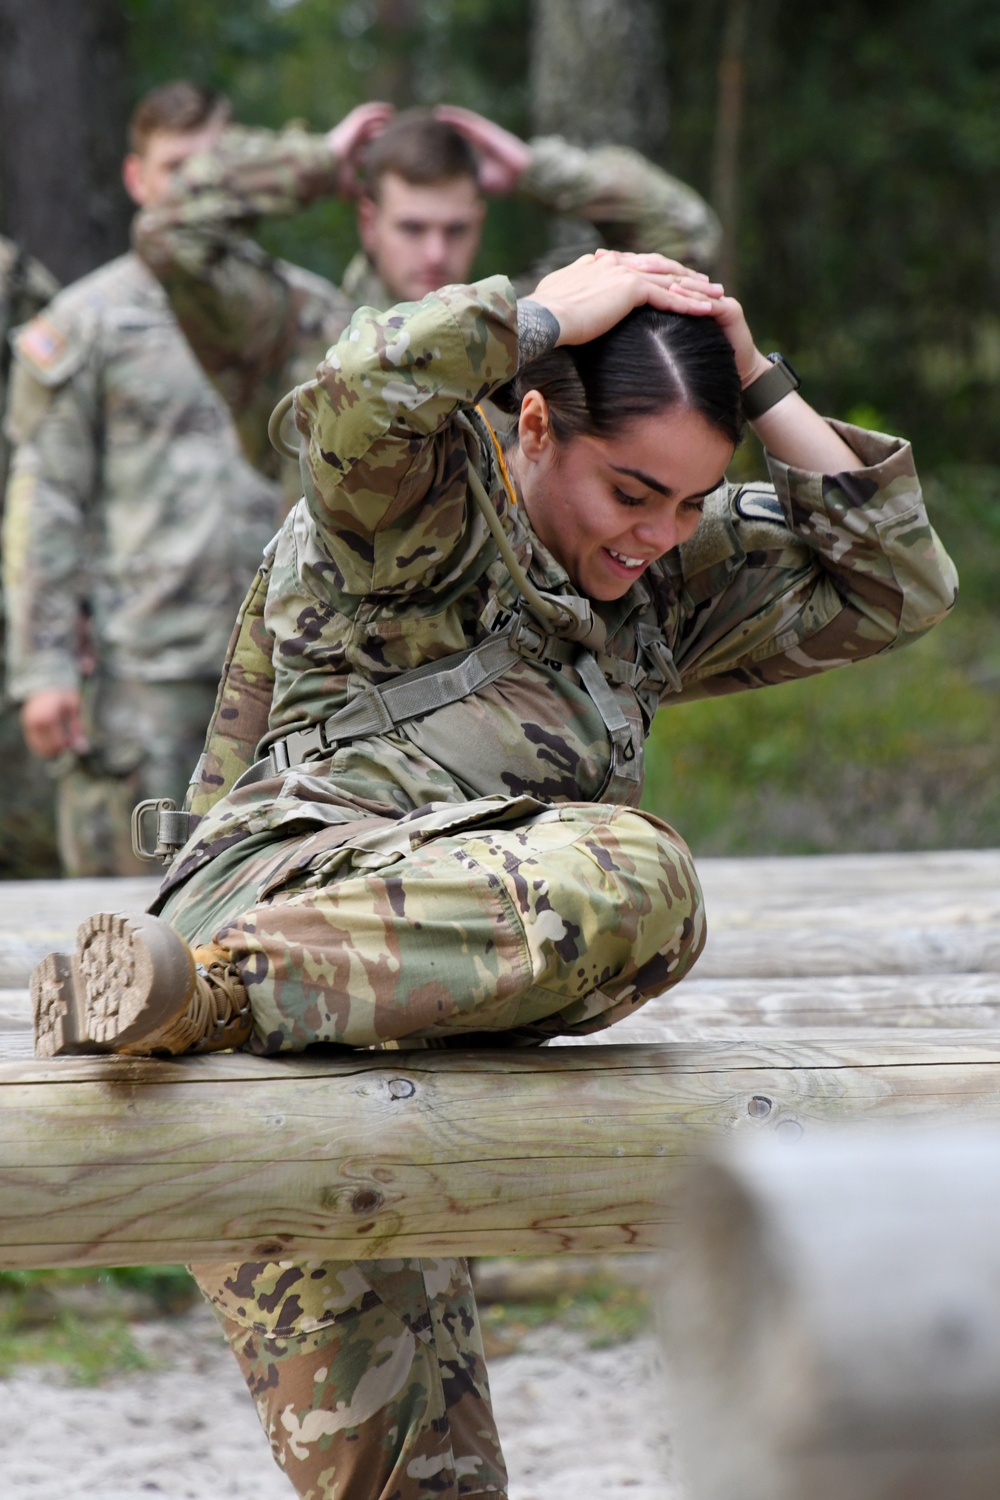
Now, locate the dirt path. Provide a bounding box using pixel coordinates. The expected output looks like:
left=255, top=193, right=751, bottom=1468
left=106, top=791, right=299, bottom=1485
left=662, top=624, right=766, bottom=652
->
left=0, top=1304, right=682, bottom=1498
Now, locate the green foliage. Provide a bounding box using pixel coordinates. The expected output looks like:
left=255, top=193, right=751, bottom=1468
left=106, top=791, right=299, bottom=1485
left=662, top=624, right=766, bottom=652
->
left=666, top=0, right=1000, bottom=465
left=0, top=1307, right=152, bottom=1384
left=479, top=1273, right=650, bottom=1351
left=0, top=1264, right=196, bottom=1310
left=0, top=1267, right=196, bottom=1383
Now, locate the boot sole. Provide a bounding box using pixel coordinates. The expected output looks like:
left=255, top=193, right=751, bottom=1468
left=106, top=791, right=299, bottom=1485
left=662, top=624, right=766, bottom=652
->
left=32, top=912, right=196, bottom=1058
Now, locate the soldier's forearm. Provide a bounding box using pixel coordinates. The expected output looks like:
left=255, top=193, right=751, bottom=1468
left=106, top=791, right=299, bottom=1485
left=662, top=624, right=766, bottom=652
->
left=141, top=126, right=341, bottom=254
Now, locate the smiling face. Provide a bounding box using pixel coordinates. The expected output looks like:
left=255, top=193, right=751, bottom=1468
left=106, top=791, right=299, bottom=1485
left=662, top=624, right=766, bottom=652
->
left=510, top=397, right=735, bottom=601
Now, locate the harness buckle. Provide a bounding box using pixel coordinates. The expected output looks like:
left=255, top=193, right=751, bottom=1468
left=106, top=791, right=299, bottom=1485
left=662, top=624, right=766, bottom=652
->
left=269, top=723, right=328, bottom=775
left=130, top=798, right=193, bottom=864
left=508, top=611, right=549, bottom=660
left=643, top=637, right=683, bottom=695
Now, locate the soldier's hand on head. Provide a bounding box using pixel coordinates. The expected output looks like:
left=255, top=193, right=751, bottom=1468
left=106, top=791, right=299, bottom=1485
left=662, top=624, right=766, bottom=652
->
left=529, top=250, right=722, bottom=349
left=326, top=102, right=395, bottom=197
left=433, top=106, right=531, bottom=194
left=21, top=687, right=88, bottom=760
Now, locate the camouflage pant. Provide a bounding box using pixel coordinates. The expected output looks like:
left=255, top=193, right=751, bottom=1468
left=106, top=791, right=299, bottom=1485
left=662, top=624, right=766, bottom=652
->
left=162, top=798, right=705, bottom=1498
left=55, top=677, right=217, bottom=877
left=190, top=1257, right=505, bottom=1500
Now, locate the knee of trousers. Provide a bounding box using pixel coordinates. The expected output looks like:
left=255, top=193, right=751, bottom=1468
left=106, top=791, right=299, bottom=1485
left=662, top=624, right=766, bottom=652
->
left=514, top=804, right=706, bottom=1039
left=581, top=804, right=706, bottom=977
left=485, top=800, right=705, bottom=1019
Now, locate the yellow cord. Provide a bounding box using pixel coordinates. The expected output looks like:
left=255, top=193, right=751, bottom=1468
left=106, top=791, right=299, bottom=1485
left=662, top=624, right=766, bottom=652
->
left=476, top=405, right=517, bottom=506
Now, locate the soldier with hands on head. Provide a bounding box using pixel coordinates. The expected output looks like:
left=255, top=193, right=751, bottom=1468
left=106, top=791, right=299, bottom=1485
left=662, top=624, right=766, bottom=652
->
left=34, top=246, right=957, bottom=1497
left=133, top=97, right=721, bottom=420
left=331, top=99, right=722, bottom=307
left=0, top=81, right=335, bottom=877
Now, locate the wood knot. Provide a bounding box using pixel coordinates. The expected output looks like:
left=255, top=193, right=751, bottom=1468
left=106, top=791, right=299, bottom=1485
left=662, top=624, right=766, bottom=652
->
left=388, top=1078, right=415, bottom=1100
left=351, top=1187, right=382, bottom=1215
left=747, top=1096, right=772, bottom=1119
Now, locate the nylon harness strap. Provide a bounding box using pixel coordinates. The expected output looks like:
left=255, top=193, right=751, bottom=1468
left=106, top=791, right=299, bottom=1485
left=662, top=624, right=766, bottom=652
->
left=234, top=608, right=644, bottom=798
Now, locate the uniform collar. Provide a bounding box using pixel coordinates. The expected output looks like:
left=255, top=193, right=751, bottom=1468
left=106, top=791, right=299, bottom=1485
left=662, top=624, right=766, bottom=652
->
left=341, top=251, right=394, bottom=311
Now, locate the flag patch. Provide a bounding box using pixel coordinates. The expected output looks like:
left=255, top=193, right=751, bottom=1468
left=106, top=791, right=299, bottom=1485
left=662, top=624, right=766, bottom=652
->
left=16, top=316, right=67, bottom=370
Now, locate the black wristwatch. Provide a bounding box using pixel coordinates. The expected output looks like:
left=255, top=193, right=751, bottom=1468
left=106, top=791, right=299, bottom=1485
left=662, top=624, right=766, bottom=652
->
left=742, top=353, right=801, bottom=420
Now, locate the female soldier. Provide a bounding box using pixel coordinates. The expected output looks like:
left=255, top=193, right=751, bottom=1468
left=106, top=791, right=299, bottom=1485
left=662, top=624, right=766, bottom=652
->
left=32, top=251, right=956, bottom=1498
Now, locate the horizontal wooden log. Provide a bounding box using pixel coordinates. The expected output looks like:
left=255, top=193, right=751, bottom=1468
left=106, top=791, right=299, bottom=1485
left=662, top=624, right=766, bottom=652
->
left=3, top=1032, right=1000, bottom=1269
left=660, top=1129, right=1000, bottom=1500
left=1, top=852, right=998, bottom=986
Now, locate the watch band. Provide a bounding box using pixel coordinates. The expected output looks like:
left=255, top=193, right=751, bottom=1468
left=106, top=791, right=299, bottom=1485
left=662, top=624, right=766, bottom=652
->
left=742, top=353, right=801, bottom=420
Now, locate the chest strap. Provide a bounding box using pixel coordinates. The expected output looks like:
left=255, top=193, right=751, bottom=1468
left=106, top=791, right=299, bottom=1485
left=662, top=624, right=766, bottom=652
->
left=262, top=623, right=523, bottom=780
left=234, top=605, right=643, bottom=800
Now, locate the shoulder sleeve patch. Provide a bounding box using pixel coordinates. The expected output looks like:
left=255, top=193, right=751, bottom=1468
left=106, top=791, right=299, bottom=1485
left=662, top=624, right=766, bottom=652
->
left=16, top=315, right=66, bottom=368
left=13, top=312, right=87, bottom=387
left=734, top=485, right=786, bottom=525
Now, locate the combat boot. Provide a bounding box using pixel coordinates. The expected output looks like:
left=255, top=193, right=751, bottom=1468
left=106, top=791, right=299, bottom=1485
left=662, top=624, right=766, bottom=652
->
left=31, top=912, right=253, bottom=1058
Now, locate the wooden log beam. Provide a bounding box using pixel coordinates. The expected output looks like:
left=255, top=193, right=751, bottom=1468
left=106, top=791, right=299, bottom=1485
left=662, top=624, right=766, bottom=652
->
left=3, top=1032, right=1000, bottom=1270
left=660, top=1129, right=1000, bottom=1500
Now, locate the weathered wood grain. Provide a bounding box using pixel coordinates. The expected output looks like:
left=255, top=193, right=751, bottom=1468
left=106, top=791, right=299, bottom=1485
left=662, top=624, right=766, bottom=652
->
left=661, top=1129, right=1000, bottom=1500
left=559, top=973, right=1000, bottom=1040
left=2, top=1034, right=1000, bottom=1269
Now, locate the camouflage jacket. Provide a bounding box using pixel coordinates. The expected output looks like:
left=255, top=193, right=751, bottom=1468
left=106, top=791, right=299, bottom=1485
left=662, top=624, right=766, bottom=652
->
left=0, top=235, right=59, bottom=500
left=134, top=123, right=719, bottom=421
left=2, top=251, right=285, bottom=700
left=160, top=279, right=957, bottom=895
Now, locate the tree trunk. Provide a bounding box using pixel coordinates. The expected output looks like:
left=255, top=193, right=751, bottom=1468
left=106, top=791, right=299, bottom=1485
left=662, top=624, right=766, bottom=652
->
left=0, top=0, right=131, bottom=283
left=711, top=0, right=751, bottom=290
left=530, top=0, right=669, bottom=159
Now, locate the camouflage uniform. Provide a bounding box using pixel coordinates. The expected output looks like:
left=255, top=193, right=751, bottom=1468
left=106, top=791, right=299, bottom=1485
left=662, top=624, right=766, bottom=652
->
left=0, top=236, right=59, bottom=497
left=1, top=251, right=291, bottom=876
left=0, top=236, right=61, bottom=877
left=147, top=280, right=955, bottom=1498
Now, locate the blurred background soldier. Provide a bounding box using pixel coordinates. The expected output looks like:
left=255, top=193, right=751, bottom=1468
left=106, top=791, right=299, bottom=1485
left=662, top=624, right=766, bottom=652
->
left=0, top=237, right=59, bottom=497
left=135, top=100, right=720, bottom=452
left=0, top=81, right=326, bottom=878
left=0, top=236, right=61, bottom=878
left=340, top=100, right=722, bottom=308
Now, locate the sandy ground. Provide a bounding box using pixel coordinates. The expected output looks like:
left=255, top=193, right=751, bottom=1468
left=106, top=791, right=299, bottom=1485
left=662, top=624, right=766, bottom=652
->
left=0, top=1303, right=683, bottom=1499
